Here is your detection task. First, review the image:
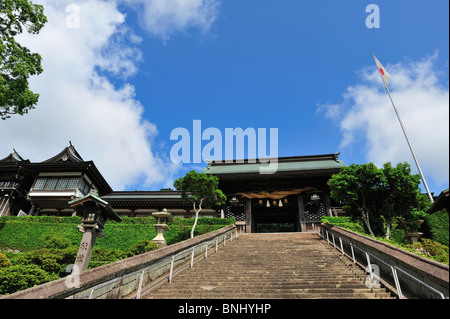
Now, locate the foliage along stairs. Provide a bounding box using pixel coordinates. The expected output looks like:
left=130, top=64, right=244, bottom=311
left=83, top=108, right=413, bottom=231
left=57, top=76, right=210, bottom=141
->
left=143, top=232, right=395, bottom=299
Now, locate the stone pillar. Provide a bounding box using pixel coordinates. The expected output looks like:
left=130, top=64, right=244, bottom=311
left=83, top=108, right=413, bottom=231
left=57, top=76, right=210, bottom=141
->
left=323, top=192, right=333, bottom=216
left=74, top=228, right=97, bottom=272
left=0, top=195, right=11, bottom=216
left=297, top=194, right=306, bottom=232
left=28, top=204, right=36, bottom=216
left=245, top=199, right=252, bottom=233
left=68, top=190, right=122, bottom=273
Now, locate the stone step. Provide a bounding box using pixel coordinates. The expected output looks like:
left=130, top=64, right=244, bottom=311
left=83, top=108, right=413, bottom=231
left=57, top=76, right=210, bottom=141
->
left=150, top=283, right=391, bottom=294
left=154, top=287, right=388, bottom=295
left=173, top=272, right=369, bottom=279
left=171, top=275, right=369, bottom=282
left=142, top=233, right=394, bottom=299
left=167, top=277, right=372, bottom=284
left=147, top=292, right=394, bottom=299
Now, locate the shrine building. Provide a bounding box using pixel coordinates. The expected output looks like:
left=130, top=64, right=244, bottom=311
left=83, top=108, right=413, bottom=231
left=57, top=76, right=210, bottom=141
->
left=0, top=144, right=344, bottom=233
left=203, top=154, right=344, bottom=233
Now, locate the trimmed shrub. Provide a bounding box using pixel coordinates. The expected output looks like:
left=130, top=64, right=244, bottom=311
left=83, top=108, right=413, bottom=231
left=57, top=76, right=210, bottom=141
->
left=88, top=247, right=128, bottom=268
left=321, top=216, right=365, bottom=233
left=0, top=216, right=82, bottom=251
left=188, top=217, right=235, bottom=225
left=12, top=248, right=77, bottom=276
left=165, top=225, right=191, bottom=245
left=0, top=253, right=12, bottom=268
left=127, top=240, right=159, bottom=257
left=418, top=238, right=449, bottom=264
left=424, top=210, right=449, bottom=246
left=94, top=222, right=158, bottom=252
left=40, top=234, right=71, bottom=249
left=389, top=228, right=409, bottom=245
left=0, top=216, right=235, bottom=252
left=0, top=264, right=59, bottom=295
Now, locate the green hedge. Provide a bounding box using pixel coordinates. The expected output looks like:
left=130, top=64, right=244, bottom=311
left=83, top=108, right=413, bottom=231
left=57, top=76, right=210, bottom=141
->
left=321, top=215, right=449, bottom=265
left=0, top=264, right=60, bottom=294
left=0, top=215, right=235, bottom=295
left=413, top=239, right=449, bottom=264
left=0, top=216, right=83, bottom=251
left=321, top=216, right=365, bottom=233
left=423, top=210, right=449, bottom=246
left=0, top=216, right=235, bottom=252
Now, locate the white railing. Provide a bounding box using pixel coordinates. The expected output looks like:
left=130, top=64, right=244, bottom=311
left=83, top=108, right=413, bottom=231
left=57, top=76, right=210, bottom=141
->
left=319, top=226, right=447, bottom=299
left=75, top=227, right=239, bottom=299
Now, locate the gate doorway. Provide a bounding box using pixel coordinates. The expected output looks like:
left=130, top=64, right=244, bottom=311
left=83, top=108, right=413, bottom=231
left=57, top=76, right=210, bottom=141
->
left=252, top=196, right=300, bottom=233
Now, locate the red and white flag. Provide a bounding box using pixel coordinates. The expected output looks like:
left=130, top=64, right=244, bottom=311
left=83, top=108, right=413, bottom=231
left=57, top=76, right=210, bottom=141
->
left=372, top=53, right=390, bottom=90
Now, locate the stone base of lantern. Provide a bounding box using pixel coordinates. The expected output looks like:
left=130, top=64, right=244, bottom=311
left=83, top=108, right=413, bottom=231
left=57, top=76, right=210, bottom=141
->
left=151, top=239, right=167, bottom=248
left=152, top=224, right=169, bottom=248
left=404, top=232, right=423, bottom=244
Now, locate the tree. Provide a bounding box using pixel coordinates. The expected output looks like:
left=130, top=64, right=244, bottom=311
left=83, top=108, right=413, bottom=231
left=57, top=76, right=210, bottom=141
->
left=380, top=162, right=422, bottom=239
left=174, top=170, right=227, bottom=238
left=328, top=162, right=427, bottom=238
left=1, top=0, right=47, bottom=120
left=328, top=163, right=384, bottom=237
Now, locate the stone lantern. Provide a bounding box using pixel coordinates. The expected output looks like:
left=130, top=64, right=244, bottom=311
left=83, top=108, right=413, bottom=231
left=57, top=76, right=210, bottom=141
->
left=68, top=190, right=122, bottom=272
left=152, top=208, right=174, bottom=248
left=396, top=219, right=424, bottom=244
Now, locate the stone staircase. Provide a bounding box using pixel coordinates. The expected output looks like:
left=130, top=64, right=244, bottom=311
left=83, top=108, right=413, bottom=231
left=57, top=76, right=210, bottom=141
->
left=143, top=232, right=395, bottom=299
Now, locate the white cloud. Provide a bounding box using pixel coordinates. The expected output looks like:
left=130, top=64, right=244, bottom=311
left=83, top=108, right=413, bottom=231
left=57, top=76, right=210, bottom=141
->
left=124, top=0, right=220, bottom=40
left=0, top=0, right=181, bottom=190
left=318, top=54, right=449, bottom=191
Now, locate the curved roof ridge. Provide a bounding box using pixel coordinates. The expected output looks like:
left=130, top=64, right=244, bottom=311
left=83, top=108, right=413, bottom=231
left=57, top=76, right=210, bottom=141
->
left=42, top=143, right=84, bottom=163
left=0, top=149, right=28, bottom=163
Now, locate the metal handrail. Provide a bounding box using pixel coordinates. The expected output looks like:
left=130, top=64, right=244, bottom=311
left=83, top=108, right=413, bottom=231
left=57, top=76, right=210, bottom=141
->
left=394, top=265, right=445, bottom=299
left=76, top=227, right=239, bottom=299
left=319, top=226, right=446, bottom=299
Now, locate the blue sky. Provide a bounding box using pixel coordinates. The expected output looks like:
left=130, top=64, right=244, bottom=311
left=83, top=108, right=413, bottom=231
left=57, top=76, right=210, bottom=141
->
left=1, top=0, right=448, bottom=195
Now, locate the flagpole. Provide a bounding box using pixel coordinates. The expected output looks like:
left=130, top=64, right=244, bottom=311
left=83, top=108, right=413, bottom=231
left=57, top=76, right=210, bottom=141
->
left=384, top=86, right=434, bottom=202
